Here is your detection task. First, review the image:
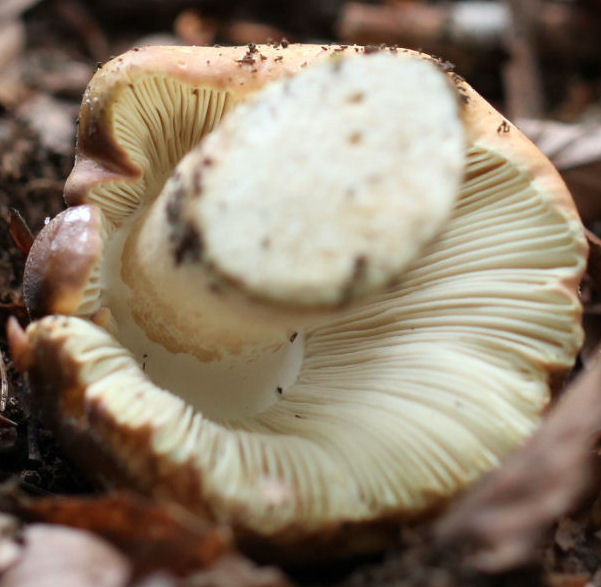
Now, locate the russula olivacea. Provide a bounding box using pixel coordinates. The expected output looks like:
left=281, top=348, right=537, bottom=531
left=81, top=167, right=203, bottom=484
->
left=9, top=44, right=587, bottom=561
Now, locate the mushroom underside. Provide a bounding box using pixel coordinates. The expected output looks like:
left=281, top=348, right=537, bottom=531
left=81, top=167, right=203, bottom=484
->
left=21, top=144, right=583, bottom=539
left=16, top=46, right=586, bottom=555
left=80, top=81, right=236, bottom=225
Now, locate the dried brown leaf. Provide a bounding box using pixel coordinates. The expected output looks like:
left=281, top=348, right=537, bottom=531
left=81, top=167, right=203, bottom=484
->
left=519, top=119, right=601, bottom=224
left=519, top=119, right=601, bottom=169
left=435, top=358, right=601, bottom=573
left=554, top=517, right=588, bottom=553
left=1, top=490, right=294, bottom=585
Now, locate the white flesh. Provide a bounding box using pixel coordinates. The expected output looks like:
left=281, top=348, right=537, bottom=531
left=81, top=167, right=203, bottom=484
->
left=179, top=53, right=465, bottom=307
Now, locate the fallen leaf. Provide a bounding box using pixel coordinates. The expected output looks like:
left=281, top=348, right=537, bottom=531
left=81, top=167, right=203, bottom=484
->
left=518, top=119, right=601, bottom=224
left=221, top=21, right=291, bottom=46
left=518, top=119, right=601, bottom=169
left=0, top=20, right=24, bottom=72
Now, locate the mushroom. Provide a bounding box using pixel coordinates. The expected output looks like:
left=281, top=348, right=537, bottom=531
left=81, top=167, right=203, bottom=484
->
left=10, top=44, right=587, bottom=561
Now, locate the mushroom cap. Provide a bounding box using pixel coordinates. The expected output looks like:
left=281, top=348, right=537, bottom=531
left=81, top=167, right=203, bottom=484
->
left=13, top=44, right=587, bottom=560
left=66, top=44, right=351, bottom=226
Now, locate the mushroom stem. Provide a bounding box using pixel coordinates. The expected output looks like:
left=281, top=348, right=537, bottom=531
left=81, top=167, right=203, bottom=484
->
left=104, top=191, right=307, bottom=420
left=108, top=188, right=302, bottom=358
